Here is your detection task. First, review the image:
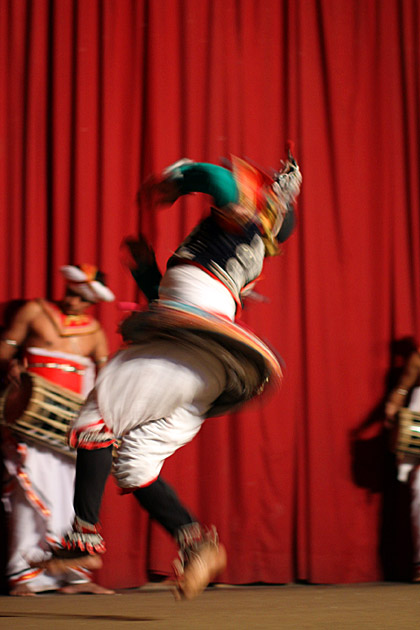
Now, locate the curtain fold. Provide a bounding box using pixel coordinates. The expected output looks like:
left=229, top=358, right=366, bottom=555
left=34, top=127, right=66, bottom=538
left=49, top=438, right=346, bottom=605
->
left=1, top=0, right=420, bottom=587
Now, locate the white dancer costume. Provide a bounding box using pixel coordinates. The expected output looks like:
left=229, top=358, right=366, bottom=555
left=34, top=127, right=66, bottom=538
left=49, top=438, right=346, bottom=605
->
left=70, top=266, right=228, bottom=489
left=2, top=348, right=95, bottom=592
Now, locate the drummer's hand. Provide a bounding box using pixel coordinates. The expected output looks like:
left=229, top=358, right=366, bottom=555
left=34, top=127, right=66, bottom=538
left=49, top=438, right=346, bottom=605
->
left=384, top=401, right=399, bottom=429
left=7, top=359, right=26, bottom=388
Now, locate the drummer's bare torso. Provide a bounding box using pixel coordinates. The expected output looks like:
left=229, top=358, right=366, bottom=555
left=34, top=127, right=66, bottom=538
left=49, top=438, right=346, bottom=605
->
left=1, top=298, right=108, bottom=363
left=26, top=301, right=100, bottom=356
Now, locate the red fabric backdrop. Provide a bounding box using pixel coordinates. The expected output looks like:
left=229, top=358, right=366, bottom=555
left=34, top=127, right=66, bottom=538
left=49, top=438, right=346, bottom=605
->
left=1, top=0, right=420, bottom=587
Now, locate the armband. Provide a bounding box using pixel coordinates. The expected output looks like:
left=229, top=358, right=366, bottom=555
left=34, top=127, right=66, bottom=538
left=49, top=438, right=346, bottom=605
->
left=1, top=339, right=18, bottom=347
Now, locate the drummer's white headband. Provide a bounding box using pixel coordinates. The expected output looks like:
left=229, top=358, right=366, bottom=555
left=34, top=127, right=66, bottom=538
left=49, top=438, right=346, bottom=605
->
left=60, top=265, right=115, bottom=303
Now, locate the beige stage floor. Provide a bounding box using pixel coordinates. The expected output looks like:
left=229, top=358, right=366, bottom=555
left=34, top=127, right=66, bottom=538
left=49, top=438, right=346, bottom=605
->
left=1, top=582, right=420, bottom=629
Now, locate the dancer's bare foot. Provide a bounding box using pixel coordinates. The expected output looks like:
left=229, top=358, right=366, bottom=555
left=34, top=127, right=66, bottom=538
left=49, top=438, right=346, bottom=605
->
left=174, top=543, right=227, bottom=601
left=33, top=553, right=103, bottom=576
left=9, top=583, right=37, bottom=597
left=59, top=581, right=115, bottom=595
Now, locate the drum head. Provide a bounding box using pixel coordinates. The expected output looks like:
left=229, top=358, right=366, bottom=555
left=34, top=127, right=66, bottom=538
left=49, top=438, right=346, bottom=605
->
left=2, top=372, right=33, bottom=424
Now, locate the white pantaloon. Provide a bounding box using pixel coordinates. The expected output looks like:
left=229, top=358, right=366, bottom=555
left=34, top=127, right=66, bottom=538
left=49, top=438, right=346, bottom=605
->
left=1, top=348, right=95, bottom=591
left=71, top=265, right=232, bottom=489
left=73, top=339, right=226, bottom=489
left=3, top=443, right=87, bottom=590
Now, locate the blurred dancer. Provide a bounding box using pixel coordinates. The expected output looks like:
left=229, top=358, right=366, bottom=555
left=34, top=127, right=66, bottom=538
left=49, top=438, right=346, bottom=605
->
left=39, top=152, right=302, bottom=599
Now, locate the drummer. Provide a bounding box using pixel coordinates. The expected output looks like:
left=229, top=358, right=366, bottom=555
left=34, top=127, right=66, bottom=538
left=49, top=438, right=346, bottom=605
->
left=0, top=265, right=115, bottom=595
left=385, top=347, right=420, bottom=582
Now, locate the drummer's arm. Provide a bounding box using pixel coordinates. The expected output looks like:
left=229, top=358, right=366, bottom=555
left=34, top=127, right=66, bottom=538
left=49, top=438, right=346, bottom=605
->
left=0, top=301, right=38, bottom=385
left=385, top=352, right=420, bottom=424
left=92, top=326, right=109, bottom=374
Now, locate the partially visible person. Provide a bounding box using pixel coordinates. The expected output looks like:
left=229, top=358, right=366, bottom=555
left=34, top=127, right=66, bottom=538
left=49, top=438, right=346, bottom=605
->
left=0, top=264, right=115, bottom=595
left=385, top=346, right=420, bottom=582
left=35, top=151, right=302, bottom=600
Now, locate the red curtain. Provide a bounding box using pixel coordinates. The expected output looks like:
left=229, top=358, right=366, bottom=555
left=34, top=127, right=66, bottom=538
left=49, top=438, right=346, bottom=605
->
left=1, top=0, right=420, bottom=587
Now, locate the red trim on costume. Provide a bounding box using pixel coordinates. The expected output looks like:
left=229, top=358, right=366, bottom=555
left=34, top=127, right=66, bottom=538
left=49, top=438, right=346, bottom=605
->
left=13, top=443, right=51, bottom=517
left=68, top=418, right=117, bottom=450
left=16, top=467, right=51, bottom=518
left=47, top=301, right=95, bottom=330
left=118, top=475, right=159, bottom=494
left=74, top=419, right=106, bottom=431
left=9, top=568, right=44, bottom=585
left=25, top=352, right=84, bottom=394
left=38, top=299, right=100, bottom=337
left=74, top=438, right=116, bottom=450
left=17, top=443, right=27, bottom=458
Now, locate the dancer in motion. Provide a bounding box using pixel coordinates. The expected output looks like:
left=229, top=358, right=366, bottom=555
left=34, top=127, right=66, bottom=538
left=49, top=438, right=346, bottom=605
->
left=37, top=150, right=302, bottom=599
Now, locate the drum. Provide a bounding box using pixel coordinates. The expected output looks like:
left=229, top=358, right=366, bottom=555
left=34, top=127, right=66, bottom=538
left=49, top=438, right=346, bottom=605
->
left=0, top=372, right=83, bottom=458
left=396, top=407, right=420, bottom=458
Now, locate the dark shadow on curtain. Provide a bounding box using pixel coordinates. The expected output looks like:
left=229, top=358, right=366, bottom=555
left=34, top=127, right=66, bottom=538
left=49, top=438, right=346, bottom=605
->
left=0, top=300, right=27, bottom=594
left=349, top=337, right=417, bottom=582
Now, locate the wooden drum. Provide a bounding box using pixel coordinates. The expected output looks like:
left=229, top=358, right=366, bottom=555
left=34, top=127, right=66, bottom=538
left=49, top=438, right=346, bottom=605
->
left=396, top=407, right=420, bottom=459
left=0, top=372, right=83, bottom=458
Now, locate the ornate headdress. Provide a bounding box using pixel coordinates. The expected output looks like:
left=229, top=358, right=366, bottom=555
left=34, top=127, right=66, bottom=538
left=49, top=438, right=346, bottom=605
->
left=231, top=152, right=302, bottom=255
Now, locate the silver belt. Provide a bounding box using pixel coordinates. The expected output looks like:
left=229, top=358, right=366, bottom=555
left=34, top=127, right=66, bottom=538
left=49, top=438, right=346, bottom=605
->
left=28, top=362, right=86, bottom=375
